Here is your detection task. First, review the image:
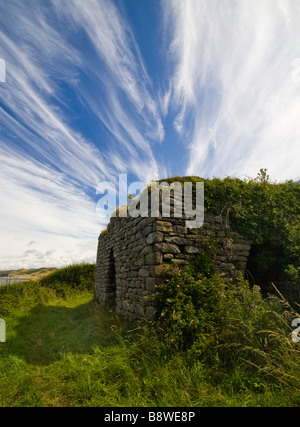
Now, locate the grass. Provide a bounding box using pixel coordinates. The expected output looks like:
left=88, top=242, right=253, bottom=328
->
left=0, top=263, right=299, bottom=407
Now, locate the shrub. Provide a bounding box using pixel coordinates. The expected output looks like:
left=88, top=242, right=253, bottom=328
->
left=159, top=173, right=300, bottom=284
left=0, top=280, right=56, bottom=317
left=40, top=263, right=95, bottom=294
left=151, top=256, right=239, bottom=352
left=150, top=255, right=300, bottom=389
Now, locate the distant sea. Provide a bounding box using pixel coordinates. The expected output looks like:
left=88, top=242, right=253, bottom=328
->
left=0, top=277, right=29, bottom=286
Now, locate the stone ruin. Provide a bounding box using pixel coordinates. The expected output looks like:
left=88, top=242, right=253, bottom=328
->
left=94, top=188, right=252, bottom=322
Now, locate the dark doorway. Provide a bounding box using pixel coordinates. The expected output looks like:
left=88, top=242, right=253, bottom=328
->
left=245, top=244, right=282, bottom=293
left=106, top=249, right=117, bottom=307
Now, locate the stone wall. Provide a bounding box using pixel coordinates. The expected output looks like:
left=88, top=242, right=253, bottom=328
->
left=94, top=206, right=252, bottom=322
left=94, top=215, right=157, bottom=322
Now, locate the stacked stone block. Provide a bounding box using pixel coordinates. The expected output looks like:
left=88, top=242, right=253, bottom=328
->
left=94, top=202, right=252, bottom=322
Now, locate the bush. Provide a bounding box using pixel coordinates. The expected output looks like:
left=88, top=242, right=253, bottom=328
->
left=149, top=255, right=300, bottom=389
left=40, top=263, right=95, bottom=294
left=0, top=280, right=56, bottom=317
left=159, top=173, right=300, bottom=284
left=151, top=259, right=240, bottom=352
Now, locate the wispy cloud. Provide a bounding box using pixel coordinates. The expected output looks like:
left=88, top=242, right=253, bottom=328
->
left=163, top=0, right=300, bottom=180
left=1, top=0, right=165, bottom=187
left=0, top=0, right=166, bottom=268
left=0, top=146, right=101, bottom=269
left=0, top=18, right=110, bottom=189
left=52, top=0, right=165, bottom=181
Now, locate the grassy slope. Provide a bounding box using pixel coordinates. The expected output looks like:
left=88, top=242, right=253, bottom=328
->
left=0, top=284, right=299, bottom=407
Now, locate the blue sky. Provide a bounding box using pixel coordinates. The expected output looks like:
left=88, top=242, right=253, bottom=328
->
left=1, top=0, right=300, bottom=269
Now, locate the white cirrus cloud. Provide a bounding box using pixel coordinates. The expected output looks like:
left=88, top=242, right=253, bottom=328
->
left=0, top=0, right=166, bottom=268
left=163, top=0, right=300, bottom=181
left=0, top=146, right=102, bottom=269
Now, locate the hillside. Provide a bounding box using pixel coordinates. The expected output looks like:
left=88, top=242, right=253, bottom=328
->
left=0, top=267, right=58, bottom=279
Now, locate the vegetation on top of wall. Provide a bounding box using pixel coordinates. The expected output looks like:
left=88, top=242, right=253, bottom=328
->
left=158, top=170, right=300, bottom=285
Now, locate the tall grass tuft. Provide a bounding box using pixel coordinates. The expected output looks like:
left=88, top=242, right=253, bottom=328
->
left=40, top=263, right=95, bottom=295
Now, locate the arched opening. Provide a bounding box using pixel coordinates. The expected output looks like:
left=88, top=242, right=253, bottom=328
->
left=106, top=249, right=117, bottom=307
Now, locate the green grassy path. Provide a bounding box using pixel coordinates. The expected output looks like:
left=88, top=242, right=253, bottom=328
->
left=6, top=293, right=98, bottom=365
left=0, top=291, right=130, bottom=406
left=1, top=290, right=299, bottom=407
